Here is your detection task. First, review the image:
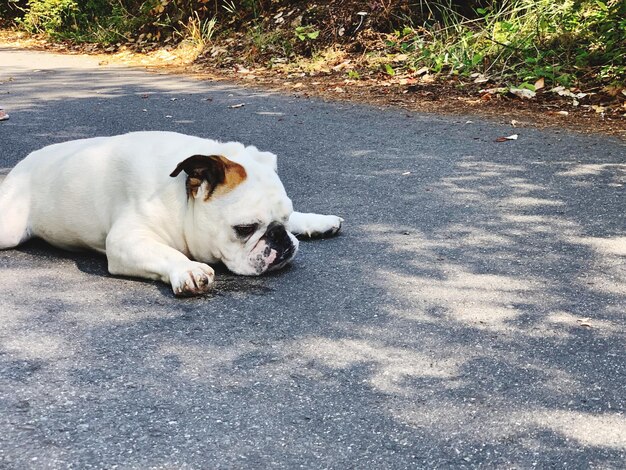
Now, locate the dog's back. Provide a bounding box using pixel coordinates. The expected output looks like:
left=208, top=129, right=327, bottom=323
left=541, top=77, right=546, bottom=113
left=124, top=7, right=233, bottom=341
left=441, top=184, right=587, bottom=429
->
left=1, top=134, right=179, bottom=251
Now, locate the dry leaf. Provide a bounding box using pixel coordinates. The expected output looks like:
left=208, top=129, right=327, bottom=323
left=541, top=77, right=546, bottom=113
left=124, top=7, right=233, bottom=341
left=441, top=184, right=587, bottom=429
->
left=510, top=87, right=536, bottom=99
left=534, top=77, right=545, bottom=90
left=480, top=87, right=508, bottom=94
left=332, top=60, right=352, bottom=71
left=547, top=110, right=569, bottom=117
left=550, top=87, right=588, bottom=100
left=495, top=134, right=518, bottom=142
left=591, top=105, right=606, bottom=114
left=473, top=74, right=489, bottom=84
left=602, top=85, right=623, bottom=96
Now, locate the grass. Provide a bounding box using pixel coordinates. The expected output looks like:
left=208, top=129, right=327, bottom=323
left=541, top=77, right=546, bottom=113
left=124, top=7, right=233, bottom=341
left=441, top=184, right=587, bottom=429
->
left=6, top=0, right=625, bottom=89
left=382, top=0, right=625, bottom=88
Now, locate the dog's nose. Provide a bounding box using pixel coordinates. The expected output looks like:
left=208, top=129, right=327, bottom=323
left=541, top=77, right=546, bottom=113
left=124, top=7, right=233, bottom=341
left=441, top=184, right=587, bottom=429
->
left=266, top=222, right=290, bottom=244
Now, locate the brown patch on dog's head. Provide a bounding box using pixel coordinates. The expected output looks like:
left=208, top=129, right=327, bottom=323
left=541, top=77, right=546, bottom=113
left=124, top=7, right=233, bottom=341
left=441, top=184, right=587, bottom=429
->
left=170, top=154, right=247, bottom=200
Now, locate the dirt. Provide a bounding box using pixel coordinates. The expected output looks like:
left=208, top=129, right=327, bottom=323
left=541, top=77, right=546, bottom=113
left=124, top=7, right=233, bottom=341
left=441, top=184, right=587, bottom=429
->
left=1, top=29, right=625, bottom=139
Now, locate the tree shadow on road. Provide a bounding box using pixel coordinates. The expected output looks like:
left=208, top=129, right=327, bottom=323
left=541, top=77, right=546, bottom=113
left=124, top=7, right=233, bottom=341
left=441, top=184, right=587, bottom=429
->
left=0, top=61, right=625, bottom=468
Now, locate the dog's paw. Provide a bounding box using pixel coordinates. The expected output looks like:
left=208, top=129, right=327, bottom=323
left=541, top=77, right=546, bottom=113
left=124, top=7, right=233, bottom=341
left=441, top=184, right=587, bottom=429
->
left=170, top=262, right=215, bottom=296
left=289, top=212, right=344, bottom=239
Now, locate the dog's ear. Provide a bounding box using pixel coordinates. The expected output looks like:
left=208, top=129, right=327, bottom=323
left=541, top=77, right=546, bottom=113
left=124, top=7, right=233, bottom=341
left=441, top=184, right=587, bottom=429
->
left=170, top=154, right=247, bottom=200
left=248, top=147, right=278, bottom=172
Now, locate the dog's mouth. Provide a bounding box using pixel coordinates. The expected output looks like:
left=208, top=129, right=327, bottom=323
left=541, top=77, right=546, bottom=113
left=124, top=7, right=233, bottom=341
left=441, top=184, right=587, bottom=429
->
left=267, top=243, right=297, bottom=271
left=244, top=224, right=299, bottom=275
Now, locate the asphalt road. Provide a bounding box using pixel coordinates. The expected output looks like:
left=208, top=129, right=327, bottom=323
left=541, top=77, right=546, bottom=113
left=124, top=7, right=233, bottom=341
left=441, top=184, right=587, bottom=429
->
left=1, top=46, right=625, bottom=469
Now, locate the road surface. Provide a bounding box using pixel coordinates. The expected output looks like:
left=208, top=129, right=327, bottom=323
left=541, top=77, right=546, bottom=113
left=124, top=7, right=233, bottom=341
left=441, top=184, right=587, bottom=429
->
left=0, top=46, right=625, bottom=468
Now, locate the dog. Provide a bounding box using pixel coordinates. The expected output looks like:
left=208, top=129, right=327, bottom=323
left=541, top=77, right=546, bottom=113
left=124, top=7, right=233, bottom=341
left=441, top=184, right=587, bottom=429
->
left=0, top=132, right=343, bottom=295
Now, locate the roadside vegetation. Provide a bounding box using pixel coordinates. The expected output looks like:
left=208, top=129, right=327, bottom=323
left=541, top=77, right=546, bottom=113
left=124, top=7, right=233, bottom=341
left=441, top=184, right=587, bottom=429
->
left=2, top=0, right=625, bottom=123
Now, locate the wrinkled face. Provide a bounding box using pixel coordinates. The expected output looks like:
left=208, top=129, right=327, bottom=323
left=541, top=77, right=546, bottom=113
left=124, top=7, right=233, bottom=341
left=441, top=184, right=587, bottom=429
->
left=220, top=202, right=300, bottom=276
left=172, top=148, right=299, bottom=275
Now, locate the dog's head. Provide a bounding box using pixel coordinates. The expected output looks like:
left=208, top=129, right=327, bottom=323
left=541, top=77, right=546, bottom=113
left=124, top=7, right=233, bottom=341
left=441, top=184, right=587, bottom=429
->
left=170, top=147, right=299, bottom=275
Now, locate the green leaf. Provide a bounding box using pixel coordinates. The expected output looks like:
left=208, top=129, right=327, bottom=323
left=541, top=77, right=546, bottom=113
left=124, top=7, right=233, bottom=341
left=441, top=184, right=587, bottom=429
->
left=518, top=82, right=536, bottom=91
left=384, top=63, right=395, bottom=76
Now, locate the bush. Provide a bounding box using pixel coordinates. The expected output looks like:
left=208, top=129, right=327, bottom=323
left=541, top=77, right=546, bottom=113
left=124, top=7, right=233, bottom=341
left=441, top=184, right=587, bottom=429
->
left=5, top=0, right=625, bottom=86
left=19, top=0, right=80, bottom=35
left=16, top=0, right=143, bottom=42
left=382, top=0, right=625, bottom=86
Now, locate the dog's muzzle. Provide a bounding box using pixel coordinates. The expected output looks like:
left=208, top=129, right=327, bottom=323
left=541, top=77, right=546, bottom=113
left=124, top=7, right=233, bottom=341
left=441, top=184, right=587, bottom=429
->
left=244, top=222, right=299, bottom=275
left=265, top=222, right=298, bottom=271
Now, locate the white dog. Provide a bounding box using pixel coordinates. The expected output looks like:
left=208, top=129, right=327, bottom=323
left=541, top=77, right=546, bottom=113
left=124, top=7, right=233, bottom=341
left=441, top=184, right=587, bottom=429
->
left=0, top=132, right=342, bottom=295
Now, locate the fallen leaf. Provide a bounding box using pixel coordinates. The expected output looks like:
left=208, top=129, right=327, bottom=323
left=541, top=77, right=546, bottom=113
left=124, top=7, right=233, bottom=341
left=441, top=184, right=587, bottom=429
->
left=480, top=87, right=507, bottom=94
left=332, top=60, right=352, bottom=71
left=495, top=134, right=518, bottom=142
left=398, top=77, right=417, bottom=85
left=591, top=105, right=606, bottom=114
left=473, top=74, right=489, bottom=84
left=550, top=87, right=588, bottom=100
left=534, top=77, right=545, bottom=90
left=602, top=85, right=623, bottom=96
left=547, top=110, right=569, bottom=116
left=509, top=87, right=536, bottom=99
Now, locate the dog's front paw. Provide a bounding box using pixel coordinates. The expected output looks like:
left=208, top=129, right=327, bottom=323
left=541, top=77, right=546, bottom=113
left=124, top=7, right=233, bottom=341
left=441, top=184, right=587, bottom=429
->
left=289, top=212, right=344, bottom=239
left=170, top=262, right=215, bottom=296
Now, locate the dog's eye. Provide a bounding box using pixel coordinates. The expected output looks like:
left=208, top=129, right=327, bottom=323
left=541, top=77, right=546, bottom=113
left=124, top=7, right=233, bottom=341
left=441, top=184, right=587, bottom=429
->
left=234, top=224, right=258, bottom=238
